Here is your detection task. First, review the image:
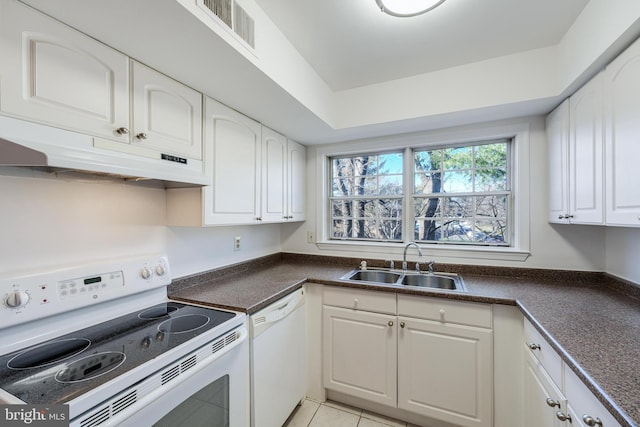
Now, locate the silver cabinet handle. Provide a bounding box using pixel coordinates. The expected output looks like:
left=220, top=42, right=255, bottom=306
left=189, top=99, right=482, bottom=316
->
left=527, top=342, right=541, bottom=351
left=546, top=398, right=560, bottom=408
left=555, top=411, right=572, bottom=422
left=388, top=321, right=394, bottom=327
left=558, top=215, right=566, bottom=220
left=136, top=133, right=148, bottom=140
left=116, top=127, right=129, bottom=135
left=582, top=415, right=603, bottom=427
left=400, top=321, right=405, bottom=328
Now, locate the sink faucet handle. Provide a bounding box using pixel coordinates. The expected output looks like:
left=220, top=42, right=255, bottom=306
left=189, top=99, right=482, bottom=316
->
left=415, top=262, right=421, bottom=273
left=428, top=260, right=435, bottom=274
left=385, top=259, right=395, bottom=270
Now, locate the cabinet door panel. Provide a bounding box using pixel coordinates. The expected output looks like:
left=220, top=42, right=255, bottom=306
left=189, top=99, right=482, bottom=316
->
left=524, top=351, right=565, bottom=427
left=605, top=37, right=640, bottom=226
left=546, top=101, right=570, bottom=224
left=398, top=318, right=492, bottom=427
left=288, top=139, right=306, bottom=221
left=0, top=0, right=129, bottom=140
left=261, top=127, right=287, bottom=222
left=132, top=62, right=202, bottom=160
left=203, top=97, right=261, bottom=225
left=322, top=306, right=396, bottom=407
left=569, top=73, right=604, bottom=224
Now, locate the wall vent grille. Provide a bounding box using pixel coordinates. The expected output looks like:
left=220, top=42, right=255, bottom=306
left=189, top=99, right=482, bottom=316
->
left=233, top=3, right=255, bottom=48
left=198, top=0, right=255, bottom=50
left=203, top=0, right=231, bottom=28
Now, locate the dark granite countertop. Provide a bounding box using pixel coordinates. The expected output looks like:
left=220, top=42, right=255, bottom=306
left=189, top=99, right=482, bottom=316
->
left=169, top=253, right=640, bottom=427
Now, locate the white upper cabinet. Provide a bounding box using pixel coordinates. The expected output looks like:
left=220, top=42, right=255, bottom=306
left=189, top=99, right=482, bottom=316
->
left=130, top=61, right=202, bottom=160
left=287, top=139, right=306, bottom=222
left=261, top=126, right=288, bottom=222
left=547, top=100, right=570, bottom=224
left=0, top=1, right=202, bottom=163
left=261, top=127, right=307, bottom=223
left=203, top=96, right=262, bottom=225
left=0, top=0, right=129, bottom=141
left=605, top=37, right=640, bottom=227
left=569, top=73, right=604, bottom=225
left=166, top=102, right=305, bottom=227
left=547, top=73, right=604, bottom=225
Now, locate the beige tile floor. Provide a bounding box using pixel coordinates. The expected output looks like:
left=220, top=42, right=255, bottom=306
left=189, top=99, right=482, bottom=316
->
left=283, top=399, right=420, bottom=427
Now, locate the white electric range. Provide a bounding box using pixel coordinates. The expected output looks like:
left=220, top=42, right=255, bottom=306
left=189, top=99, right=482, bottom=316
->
left=0, top=255, right=249, bottom=427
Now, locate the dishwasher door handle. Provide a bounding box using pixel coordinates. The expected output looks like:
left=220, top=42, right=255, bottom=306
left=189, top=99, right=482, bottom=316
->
left=251, top=289, right=304, bottom=336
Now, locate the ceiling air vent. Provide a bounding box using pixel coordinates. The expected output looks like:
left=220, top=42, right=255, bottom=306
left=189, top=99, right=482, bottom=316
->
left=199, top=0, right=255, bottom=49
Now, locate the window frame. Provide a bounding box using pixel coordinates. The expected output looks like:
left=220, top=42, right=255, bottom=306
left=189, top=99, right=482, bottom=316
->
left=314, top=122, right=531, bottom=262
left=329, top=150, right=405, bottom=242
left=412, top=140, right=512, bottom=247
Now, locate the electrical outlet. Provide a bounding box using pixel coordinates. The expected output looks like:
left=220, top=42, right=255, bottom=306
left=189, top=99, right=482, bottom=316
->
left=234, top=236, right=241, bottom=251
left=306, top=231, right=315, bottom=243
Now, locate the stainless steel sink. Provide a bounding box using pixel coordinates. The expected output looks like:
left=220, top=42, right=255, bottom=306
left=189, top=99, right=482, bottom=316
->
left=340, top=269, right=466, bottom=292
left=400, top=273, right=459, bottom=290
left=347, top=270, right=402, bottom=284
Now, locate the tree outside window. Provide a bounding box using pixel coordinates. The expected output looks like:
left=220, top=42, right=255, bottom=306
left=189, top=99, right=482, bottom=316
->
left=330, top=152, right=403, bottom=241
left=329, top=140, right=511, bottom=246
left=414, top=140, right=510, bottom=245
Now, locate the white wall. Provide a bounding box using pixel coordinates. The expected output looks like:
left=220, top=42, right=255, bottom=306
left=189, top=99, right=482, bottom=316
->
left=166, top=223, right=282, bottom=279
left=605, top=228, right=640, bottom=284
left=0, top=168, right=282, bottom=279
left=281, top=116, right=607, bottom=272
left=0, top=169, right=166, bottom=274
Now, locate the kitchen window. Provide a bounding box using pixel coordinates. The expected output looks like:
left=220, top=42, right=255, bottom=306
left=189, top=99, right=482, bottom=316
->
left=317, top=122, right=530, bottom=262
left=329, top=140, right=510, bottom=246
left=413, top=140, right=510, bottom=246
left=330, top=152, right=404, bottom=241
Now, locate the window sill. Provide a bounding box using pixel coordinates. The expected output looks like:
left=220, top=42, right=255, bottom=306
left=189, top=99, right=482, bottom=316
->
left=315, top=240, right=531, bottom=262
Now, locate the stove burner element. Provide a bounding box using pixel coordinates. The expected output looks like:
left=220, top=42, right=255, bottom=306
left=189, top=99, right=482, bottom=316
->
left=158, top=314, right=210, bottom=334
left=55, top=352, right=126, bottom=383
left=138, top=302, right=182, bottom=319
left=7, top=338, right=91, bottom=370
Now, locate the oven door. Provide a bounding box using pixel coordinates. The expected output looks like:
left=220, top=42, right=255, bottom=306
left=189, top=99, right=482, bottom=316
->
left=71, top=326, right=249, bottom=427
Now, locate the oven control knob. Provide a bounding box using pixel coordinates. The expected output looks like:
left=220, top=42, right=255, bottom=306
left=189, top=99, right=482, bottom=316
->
left=140, top=267, right=153, bottom=280
left=5, top=291, right=30, bottom=309
left=155, top=264, right=166, bottom=277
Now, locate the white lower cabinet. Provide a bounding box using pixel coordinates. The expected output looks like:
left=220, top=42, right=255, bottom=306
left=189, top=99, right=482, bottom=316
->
left=524, top=349, right=566, bottom=427
left=523, top=319, right=621, bottom=427
left=323, top=305, right=397, bottom=407
left=322, top=287, right=493, bottom=427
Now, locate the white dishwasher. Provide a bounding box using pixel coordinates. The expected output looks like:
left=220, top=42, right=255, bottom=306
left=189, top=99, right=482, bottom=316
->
left=250, top=288, right=306, bottom=427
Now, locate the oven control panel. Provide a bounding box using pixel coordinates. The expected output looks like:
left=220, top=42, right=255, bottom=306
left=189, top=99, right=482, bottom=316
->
left=0, top=255, right=170, bottom=329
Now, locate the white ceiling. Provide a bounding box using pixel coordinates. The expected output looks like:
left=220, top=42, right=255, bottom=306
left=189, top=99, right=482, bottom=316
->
left=253, top=0, right=590, bottom=91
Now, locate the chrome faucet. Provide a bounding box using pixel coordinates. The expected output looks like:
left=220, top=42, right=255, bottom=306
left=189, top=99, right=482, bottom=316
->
left=402, top=242, right=423, bottom=273
left=427, top=260, right=435, bottom=274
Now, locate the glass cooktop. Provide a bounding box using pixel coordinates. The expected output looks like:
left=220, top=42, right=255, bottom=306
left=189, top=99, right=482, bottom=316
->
left=0, top=302, right=236, bottom=405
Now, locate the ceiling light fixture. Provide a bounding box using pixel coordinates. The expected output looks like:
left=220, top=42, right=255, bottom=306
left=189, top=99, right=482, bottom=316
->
left=376, top=0, right=447, bottom=17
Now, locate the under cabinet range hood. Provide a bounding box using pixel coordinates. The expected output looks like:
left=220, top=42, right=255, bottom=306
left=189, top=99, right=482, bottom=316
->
left=0, top=116, right=208, bottom=187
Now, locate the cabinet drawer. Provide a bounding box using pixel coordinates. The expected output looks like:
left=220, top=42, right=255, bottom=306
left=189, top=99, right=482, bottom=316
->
left=323, top=286, right=396, bottom=314
left=524, top=319, right=563, bottom=388
left=397, top=294, right=492, bottom=328
left=565, top=366, right=621, bottom=427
